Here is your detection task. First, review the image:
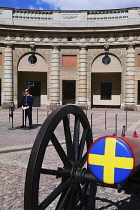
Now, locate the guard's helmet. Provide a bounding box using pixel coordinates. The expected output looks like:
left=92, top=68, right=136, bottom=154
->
left=25, top=88, right=29, bottom=92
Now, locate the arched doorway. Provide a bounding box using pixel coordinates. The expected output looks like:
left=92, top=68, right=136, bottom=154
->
left=0, top=79, right=1, bottom=106
left=91, top=53, right=122, bottom=108
left=18, top=53, right=48, bottom=107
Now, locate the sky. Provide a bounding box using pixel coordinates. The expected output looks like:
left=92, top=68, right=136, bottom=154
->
left=0, top=0, right=140, bottom=11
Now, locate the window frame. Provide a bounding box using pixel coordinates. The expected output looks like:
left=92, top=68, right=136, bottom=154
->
left=101, top=82, right=112, bottom=100
left=28, top=55, right=37, bottom=65
left=102, top=55, right=111, bottom=65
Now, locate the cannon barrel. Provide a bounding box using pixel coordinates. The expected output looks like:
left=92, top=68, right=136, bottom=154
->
left=87, top=135, right=140, bottom=185
left=121, top=136, right=140, bottom=168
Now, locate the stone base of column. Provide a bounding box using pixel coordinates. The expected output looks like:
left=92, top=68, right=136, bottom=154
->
left=50, top=103, right=60, bottom=110
left=124, top=103, right=136, bottom=111
left=77, top=103, right=88, bottom=110
left=2, top=102, right=14, bottom=109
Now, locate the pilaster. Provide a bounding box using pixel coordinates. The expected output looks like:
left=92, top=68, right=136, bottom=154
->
left=124, top=44, right=136, bottom=110
left=2, top=44, right=13, bottom=108
left=77, top=46, right=87, bottom=109
left=50, top=46, right=60, bottom=108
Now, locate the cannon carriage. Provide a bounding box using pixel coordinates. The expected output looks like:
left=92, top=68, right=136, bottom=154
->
left=24, top=105, right=140, bottom=210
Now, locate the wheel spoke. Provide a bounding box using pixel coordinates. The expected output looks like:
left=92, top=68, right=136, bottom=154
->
left=73, top=117, right=80, bottom=161
left=38, top=179, right=70, bottom=210
left=56, top=186, right=72, bottom=209
left=63, top=116, right=75, bottom=163
left=51, top=133, right=72, bottom=168
left=67, top=190, right=77, bottom=210
left=41, top=168, right=71, bottom=178
left=78, top=129, right=88, bottom=161
left=86, top=182, right=97, bottom=210
left=79, top=152, right=87, bottom=167
left=77, top=185, right=86, bottom=206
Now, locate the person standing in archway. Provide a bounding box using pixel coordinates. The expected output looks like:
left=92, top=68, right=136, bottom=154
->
left=21, top=88, right=33, bottom=129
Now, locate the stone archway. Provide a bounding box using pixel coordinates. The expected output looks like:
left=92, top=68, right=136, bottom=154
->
left=18, top=53, right=48, bottom=107
left=91, top=53, right=122, bottom=108
left=0, top=79, right=1, bottom=106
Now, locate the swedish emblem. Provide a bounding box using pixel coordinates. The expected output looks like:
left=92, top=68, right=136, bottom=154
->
left=87, top=136, right=134, bottom=184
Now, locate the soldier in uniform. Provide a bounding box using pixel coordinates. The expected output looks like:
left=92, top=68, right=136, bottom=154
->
left=21, top=88, right=33, bottom=129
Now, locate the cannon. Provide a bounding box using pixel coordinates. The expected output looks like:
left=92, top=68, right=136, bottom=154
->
left=24, top=105, right=140, bottom=209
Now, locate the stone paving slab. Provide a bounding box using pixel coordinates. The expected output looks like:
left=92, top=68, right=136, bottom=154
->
left=1, top=108, right=140, bottom=149
left=1, top=146, right=140, bottom=209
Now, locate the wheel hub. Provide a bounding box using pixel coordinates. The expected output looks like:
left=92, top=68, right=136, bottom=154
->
left=71, top=162, right=86, bottom=187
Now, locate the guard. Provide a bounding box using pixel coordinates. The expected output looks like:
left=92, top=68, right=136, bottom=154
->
left=21, top=88, right=33, bottom=129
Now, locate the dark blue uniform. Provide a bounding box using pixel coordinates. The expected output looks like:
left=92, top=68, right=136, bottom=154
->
left=22, top=94, right=33, bottom=128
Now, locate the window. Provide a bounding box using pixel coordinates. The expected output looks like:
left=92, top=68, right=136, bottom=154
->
left=0, top=53, right=2, bottom=65
left=27, top=81, right=41, bottom=96
left=101, top=83, right=112, bottom=100
left=28, top=55, right=37, bottom=64
left=102, top=55, right=111, bottom=65
left=62, top=55, right=77, bottom=67
left=27, top=81, right=41, bottom=107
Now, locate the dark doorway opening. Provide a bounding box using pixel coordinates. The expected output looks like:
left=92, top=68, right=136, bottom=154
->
left=138, top=81, right=140, bottom=105
left=62, top=80, right=76, bottom=105
left=27, top=81, right=41, bottom=107
left=91, top=73, right=121, bottom=108
left=101, top=82, right=112, bottom=100
left=0, top=79, right=1, bottom=106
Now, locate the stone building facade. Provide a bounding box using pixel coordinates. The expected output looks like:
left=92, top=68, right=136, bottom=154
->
left=0, top=7, right=140, bottom=109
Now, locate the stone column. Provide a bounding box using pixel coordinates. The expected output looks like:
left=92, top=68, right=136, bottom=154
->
left=125, top=44, right=135, bottom=110
left=50, top=46, right=60, bottom=108
left=3, top=44, right=13, bottom=108
left=78, top=46, right=87, bottom=108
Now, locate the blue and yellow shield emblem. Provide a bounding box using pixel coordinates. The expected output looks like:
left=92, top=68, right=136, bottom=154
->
left=87, top=136, right=134, bottom=184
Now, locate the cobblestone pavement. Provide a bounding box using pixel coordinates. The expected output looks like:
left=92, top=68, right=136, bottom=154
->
left=1, top=107, right=140, bottom=209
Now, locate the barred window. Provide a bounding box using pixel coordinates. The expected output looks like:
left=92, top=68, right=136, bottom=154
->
left=101, top=83, right=112, bottom=100
left=102, top=55, right=111, bottom=65
left=28, top=55, right=37, bottom=64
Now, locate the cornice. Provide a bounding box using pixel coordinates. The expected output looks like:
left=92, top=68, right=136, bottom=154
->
left=0, top=25, right=140, bottom=33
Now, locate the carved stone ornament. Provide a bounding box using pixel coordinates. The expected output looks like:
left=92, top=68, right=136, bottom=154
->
left=137, top=9, right=140, bottom=16
left=0, top=10, right=3, bottom=15
left=0, top=34, right=6, bottom=40
left=104, top=44, right=109, bottom=51
left=11, top=36, right=16, bottom=40
left=123, top=35, right=129, bottom=40
left=113, top=35, right=119, bottom=41
left=61, top=14, right=79, bottom=19
left=39, top=37, right=45, bottom=42
left=76, top=38, right=81, bottom=42
left=94, top=37, right=100, bottom=42
left=30, top=44, right=36, bottom=51
left=30, top=36, right=35, bottom=41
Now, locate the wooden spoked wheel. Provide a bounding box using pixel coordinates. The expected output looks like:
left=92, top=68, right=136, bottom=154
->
left=24, top=105, right=96, bottom=210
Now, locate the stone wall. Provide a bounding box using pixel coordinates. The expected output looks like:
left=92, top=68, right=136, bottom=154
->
left=0, top=7, right=140, bottom=109
left=0, top=7, right=140, bottom=27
